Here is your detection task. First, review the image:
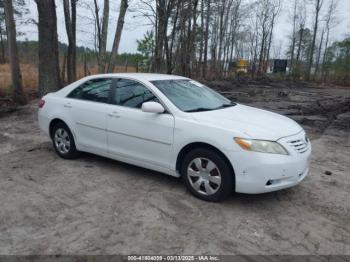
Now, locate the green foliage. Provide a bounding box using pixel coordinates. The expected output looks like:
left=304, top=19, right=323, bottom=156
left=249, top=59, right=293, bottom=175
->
left=273, top=72, right=287, bottom=81
left=286, top=28, right=313, bottom=79
left=137, top=31, right=154, bottom=58
left=11, top=41, right=144, bottom=67
left=117, top=53, right=144, bottom=66
left=287, top=28, right=313, bottom=63
left=137, top=31, right=154, bottom=71
left=298, top=28, right=313, bottom=62
left=325, top=38, right=350, bottom=84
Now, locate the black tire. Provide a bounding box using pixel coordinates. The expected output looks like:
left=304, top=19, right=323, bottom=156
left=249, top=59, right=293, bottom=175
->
left=181, top=148, right=234, bottom=202
left=51, top=122, right=80, bottom=159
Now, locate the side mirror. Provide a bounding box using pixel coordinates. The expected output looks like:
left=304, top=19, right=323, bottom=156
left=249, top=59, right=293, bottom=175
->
left=141, top=102, right=165, bottom=114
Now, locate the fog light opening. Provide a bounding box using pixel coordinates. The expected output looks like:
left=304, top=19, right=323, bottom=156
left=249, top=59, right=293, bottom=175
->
left=266, top=179, right=280, bottom=186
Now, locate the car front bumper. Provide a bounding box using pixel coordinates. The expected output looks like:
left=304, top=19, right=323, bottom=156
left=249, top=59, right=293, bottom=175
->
left=227, top=131, right=311, bottom=194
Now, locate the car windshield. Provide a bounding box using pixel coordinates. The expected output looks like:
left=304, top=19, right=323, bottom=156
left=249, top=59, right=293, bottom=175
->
left=151, top=79, right=235, bottom=112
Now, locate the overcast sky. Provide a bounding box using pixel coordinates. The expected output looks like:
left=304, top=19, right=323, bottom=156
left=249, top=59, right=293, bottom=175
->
left=19, top=0, right=350, bottom=57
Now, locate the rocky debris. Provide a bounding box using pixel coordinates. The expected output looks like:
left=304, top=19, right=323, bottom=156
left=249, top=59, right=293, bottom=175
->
left=324, top=171, right=333, bottom=176
left=208, top=80, right=350, bottom=135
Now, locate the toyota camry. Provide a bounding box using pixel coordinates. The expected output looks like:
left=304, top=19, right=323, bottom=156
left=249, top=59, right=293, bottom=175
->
left=38, top=73, right=311, bottom=201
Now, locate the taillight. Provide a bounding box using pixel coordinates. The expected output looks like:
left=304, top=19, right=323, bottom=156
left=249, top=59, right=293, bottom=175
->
left=38, top=99, right=45, bottom=108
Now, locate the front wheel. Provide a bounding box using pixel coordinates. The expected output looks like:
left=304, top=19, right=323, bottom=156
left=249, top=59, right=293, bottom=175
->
left=181, top=148, right=234, bottom=202
left=52, top=122, right=80, bottom=159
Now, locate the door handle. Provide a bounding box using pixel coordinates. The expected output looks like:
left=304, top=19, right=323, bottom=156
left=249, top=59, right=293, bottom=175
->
left=108, top=111, right=120, bottom=118
left=64, top=103, right=72, bottom=108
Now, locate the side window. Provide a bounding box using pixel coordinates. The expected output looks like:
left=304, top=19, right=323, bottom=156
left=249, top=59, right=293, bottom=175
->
left=114, top=79, right=159, bottom=109
left=67, top=78, right=112, bottom=103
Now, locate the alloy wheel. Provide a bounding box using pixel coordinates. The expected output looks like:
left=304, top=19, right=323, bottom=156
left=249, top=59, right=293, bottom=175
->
left=54, top=128, right=71, bottom=154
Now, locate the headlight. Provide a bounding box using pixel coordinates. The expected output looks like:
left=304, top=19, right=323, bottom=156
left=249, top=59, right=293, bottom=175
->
left=234, top=138, right=289, bottom=155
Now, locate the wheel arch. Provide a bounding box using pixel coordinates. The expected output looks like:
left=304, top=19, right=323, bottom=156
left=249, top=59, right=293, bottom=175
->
left=176, top=142, right=235, bottom=187
left=49, top=118, right=70, bottom=139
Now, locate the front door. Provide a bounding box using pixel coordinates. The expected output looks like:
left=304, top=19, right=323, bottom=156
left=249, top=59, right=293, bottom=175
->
left=106, top=78, right=174, bottom=169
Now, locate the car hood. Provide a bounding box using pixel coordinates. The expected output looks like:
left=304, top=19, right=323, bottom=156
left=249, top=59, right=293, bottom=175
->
left=190, top=104, right=302, bottom=140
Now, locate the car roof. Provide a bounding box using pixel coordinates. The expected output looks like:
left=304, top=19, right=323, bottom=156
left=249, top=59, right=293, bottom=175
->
left=88, top=73, right=188, bottom=81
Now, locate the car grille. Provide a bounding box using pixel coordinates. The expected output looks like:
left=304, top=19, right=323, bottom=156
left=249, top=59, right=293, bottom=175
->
left=288, top=139, right=309, bottom=154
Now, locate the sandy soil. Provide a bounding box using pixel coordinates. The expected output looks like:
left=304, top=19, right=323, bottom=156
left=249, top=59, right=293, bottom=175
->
left=0, top=81, right=349, bottom=255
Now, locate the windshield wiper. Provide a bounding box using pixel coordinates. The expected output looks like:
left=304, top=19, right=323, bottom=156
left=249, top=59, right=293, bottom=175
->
left=185, top=102, right=236, bottom=112
left=215, top=102, right=236, bottom=109
left=185, top=107, right=214, bottom=112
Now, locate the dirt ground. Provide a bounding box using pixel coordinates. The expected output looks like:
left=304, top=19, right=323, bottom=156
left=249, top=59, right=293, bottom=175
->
left=0, top=80, right=349, bottom=255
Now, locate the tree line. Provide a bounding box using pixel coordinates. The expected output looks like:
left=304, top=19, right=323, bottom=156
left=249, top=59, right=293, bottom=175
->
left=0, top=0, right=349, bottom=104
left=135, top=0, right=348, bottom=83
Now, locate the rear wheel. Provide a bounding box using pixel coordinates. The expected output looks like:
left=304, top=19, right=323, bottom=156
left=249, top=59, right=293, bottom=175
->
left=181, top=148, right=234, bottom=202
left=52, top=122, right=80, bottom=159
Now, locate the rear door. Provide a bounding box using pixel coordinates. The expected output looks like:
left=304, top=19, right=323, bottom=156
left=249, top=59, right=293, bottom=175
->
left=106, top=78, right=175, bottom=169
left=65, top=78, right=113, bottom=153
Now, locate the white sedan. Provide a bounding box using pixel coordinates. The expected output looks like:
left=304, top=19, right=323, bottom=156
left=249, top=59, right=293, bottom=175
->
left=38, top=73, right=311, bottom=201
